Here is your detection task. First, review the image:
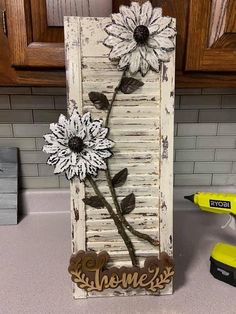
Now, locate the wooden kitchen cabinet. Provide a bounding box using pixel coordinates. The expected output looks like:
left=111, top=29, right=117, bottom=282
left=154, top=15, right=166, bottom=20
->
left=1, top=0, right=236, bottom=86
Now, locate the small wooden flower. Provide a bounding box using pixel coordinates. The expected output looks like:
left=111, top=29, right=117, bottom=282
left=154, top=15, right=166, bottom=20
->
left=104, top=1, right=176, bottom=76
left=43, top=110, right=114, bottom=181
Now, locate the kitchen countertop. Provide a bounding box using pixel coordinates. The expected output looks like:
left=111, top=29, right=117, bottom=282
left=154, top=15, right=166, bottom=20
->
left=0, top=211, right=236, bottom=314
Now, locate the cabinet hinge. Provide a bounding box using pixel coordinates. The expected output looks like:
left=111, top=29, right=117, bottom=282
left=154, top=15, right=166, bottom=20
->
left=2, top=9, right=7, bottom=36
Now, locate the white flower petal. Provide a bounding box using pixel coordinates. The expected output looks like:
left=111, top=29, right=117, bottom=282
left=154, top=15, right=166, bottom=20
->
left=54, top=157, right=71, bottom=174
left=66, top=166, right=77, bottom=180
left=82, top=112, right=91, bottom=126
left=97, top=127, right=109, bottom=139
left=47, top=154, right=59, bottom=166
left=104, top=35, right=122, bottom=47
left=139, top=45, right=147, bottom=59
left=69, top=110, right=82, bottom=135
left=93, top=139, right=114, bottom=150
left=44, top=133, right=57, bottom=145
left=58, top=114, right=68, bottom=127
left=147, top=37, right=159, bottom=48
left=78, top=158, right=87, bottom=181
left=140, top=1, right=153, bottom=26
left=140, top=59, right=150, bottom=76
left=109, top=40, right=136, bottom=60
left=148, top=23, right=159, bottom=35
left=105, top=24, right=133, bottom=40
left=88, top=120, right=103, bottom=138
left=158, top=27, right=176, bottom=38
left=126, top=17, right=136, bottom=31
left=86, top=163, right=98, bottom=177
left=155, top=49, right=170, bottom=62
left=118, top=53, right=131, bottom=70
left=49, top=123, right=65, bottom=139
left=82, top=150, right=107, bottom=170
left=150, top=8, right=162, bottom=25
left=58, top=148, right=71, bottom=158
left=70, top=152, right=77, bottom=166
left=119, top=5, right=136, bottom=24
left=129, top=49, right=141, bottom=74
left=146, top=49, right=160, bottom=72
left=96, top=150, right=112, bottom=159
left=43, top=144, right=59, bottom=154
left=111, top=13, right=125, bottom=26
left=156, top=17, right=172, bottom=33
left=155, top=37, right=174, bottom=50
left=130, top=2, right=141, bottom=23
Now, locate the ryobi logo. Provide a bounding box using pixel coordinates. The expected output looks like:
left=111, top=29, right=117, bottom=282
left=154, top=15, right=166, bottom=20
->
left=209, top=200, right=231, bottom=209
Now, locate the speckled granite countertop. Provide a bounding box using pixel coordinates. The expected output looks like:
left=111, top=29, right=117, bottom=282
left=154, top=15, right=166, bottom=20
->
left=0, top=211, right=235, bottom=314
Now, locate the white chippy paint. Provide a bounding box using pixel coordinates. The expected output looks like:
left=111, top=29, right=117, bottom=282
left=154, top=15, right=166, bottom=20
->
left=64, top=15, right=175, bottom=298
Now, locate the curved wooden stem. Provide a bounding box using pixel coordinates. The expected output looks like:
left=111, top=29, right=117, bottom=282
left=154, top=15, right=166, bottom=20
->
left=105, top=166, right=159, bottom=247
left=105, top=70, right=126, bottom=128
left=87, top=176, right=138, bottom=267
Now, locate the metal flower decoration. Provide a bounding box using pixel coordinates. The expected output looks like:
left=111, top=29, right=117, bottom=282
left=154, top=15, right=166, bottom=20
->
left=104, top=1, right=176, bottom=76
left=43, top=110, right=114, bottom=181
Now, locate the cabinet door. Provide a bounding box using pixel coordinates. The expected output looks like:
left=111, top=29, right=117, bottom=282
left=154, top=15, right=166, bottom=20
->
left=186, top=0, right=236, bottom=71
left=6, top=0, right=112, bottom=68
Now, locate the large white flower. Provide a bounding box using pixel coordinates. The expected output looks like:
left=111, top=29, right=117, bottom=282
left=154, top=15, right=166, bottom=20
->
left=104, top=1, right=176, bottom=76
left=43, top=111, right=114, bottom=181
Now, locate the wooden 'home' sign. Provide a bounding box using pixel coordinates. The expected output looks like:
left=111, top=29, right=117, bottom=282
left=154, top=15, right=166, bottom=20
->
left=44, top=1, right=176, bottom=299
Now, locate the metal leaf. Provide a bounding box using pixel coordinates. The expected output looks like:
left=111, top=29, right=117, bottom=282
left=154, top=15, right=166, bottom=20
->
left=112, top=168, right=128, bottom=188
left=119, top=77, right=144, bottom=94
left=89, top=92, right=110, bottom=110
left=120, top=193, right=135, bottom=215
left=82, top=196, right=104, bottom=209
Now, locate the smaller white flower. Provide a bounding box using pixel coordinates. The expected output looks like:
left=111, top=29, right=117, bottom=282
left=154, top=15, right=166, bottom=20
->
left=43, top=110, right=114, bottom=181
left=104, top=1, right=176, bottom=76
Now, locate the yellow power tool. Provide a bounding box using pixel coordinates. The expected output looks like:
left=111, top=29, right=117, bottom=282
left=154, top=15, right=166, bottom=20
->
left=185, top=192, right=236, bottom=287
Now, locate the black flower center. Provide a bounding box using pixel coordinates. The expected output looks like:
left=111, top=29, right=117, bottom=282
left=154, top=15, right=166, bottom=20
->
left=133, top=25, right=150, bottom=44
left=68, top=136, right=84, bottom=153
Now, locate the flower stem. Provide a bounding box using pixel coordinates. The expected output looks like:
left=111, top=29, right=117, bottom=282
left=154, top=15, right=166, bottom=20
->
left=87, top=176, right=138, bottom=267
left=104, top=70, right=126, bottom=128
left=105, top=167, right=159, bottom=247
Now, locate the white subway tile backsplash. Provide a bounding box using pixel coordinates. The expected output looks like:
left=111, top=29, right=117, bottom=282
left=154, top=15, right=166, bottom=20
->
left=13, top=124, right=49, bottom=137
left=0, top=110, right=33, bottom=123
left=199, top=109, right=236, bottom=122
left=54, top=96, right=67, bottom=109
left=178, top=123, right=217, bottom=136
left=202, top=88, right=236, bottom=95
left=33, top=110, right=66, bottom=123
left=20, top=164, right=38, bottom=177
left=180, top=95, right=221, bottom=109
left=196, top=136, right=236, bottom=148
left=19, top=151, right=47, bottom=164
left=0, top=87, right=31, bottom=94
left=218, top=123, right=236, bottom=135
left=11, top=95, right=54, bottom=110
left=174, top=162, right=194, bottom=174
left=222, top=95, right=236, bottom=108
left=32, top=87, right=66, bottom=95
left=176, top=149, right=215, bottom=161
left=175, top=174, right=212, bottom=186
left=38, top=164, right=54, bottom=176
left=212, top=174, right=236, bottom=186
left=215, top=149, right=236, bottom=161
left=0, top=125, right=13, bottom=137
left=174, top=137, right=196, bottom=149
left=174, top=110, right=198, bottom=123
left=0, top=138, right=36, bottom=150
left=20, top=176, right=59, bottom=189
left=175, top=89, right=201, bottom=95
left=194, top=162, right=232, bottom=174
left=0, top=96, right=10, bottom=109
